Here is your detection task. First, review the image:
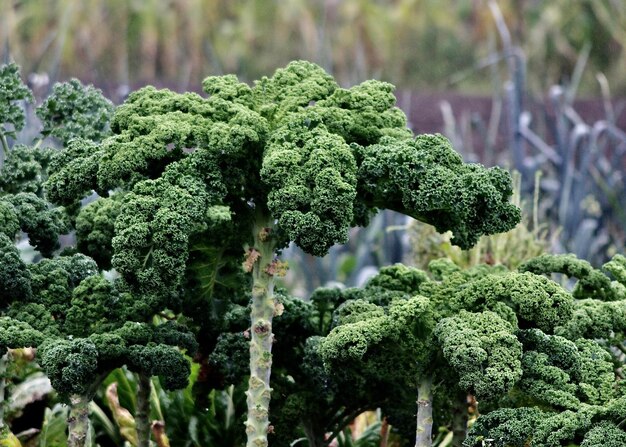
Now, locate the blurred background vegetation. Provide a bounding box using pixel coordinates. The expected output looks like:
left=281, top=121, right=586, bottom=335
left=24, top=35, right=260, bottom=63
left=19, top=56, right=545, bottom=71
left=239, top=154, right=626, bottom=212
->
left=2, top=0, right=625, bottom=96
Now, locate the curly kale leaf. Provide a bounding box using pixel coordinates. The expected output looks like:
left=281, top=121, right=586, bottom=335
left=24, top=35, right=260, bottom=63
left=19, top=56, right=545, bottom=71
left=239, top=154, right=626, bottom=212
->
left=261, top=120, right=357, bottom=256
left=0, top=317, right=44, bottom=352
left=101, top=85, right=266, bottom=195
left=519, top=254, right=616, bottom=301
left=6, top=302, right=58, bottom=335
left=63, top=275, right=130, bottom=337
left=315, top=79, right=412, bottom=145
left=452, top=272, right=573, bottom=333
left=36, top=79, right=114, bottom=145
left=45, top=138, right=102, bottom=205
left=518, top=329, right=616, bottom=410
left=128, top=343, right=191, bottom=390
left=111, top=154, right=225, bottom=303
left=603, top=254, right=626, bottom=299
left=38, top=338, right=99, bottom=396
left=75, top=194, right=123, bottom=270
left=0, top=200, right=19, bottom=238
left=0, top=234, right=32, bottom=305
left=581, top=422, right=626, bottom=447
left=357, top=135, right=521, bottom=249
left=0, top=63, right=33, bottom=140
left=252, top=60, right=337, bottom=119
left=555, top=298, right=626, bottom=340
left=463, top=407, right=543, bottom=447
left=3, top=192, right=69, bottom=256
left=364, top=263, right=430, bottom=294
left=207, top=332, right=250, bottom=386
left=320, top=296, right=433, bottom=393
left=435, top=310, right=522, bottom=400
left=27, top=253, right=98, bottom=321
left=0, top=145, right=54, bottom=196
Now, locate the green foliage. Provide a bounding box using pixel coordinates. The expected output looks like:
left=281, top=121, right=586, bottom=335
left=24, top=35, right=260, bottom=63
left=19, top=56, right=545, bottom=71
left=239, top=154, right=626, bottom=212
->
left=39, top=404, right=70, bottom=447
left=0, top=63, right=33, bottom=141
left=315, top=253, right=626, bottom=446
left=320, top=295, right=433, bottom=389
left=26, top=253, right=98, bottom=322
left=366, top=263, right=429, bottom=294
left=604, top=254, right=626, bottom=287
left=0, top=64, right=91, bottom=261
left=75, top=194, right=124, bottom=270
left=62, top=274, right=130, bottom=336
left=463, top=250, right=626, bottom=447
left=358, top=135, right=520, bottom=249
left=408, top=171, right=550, bottom=271
left=1, top=193, right=68, bottom=256
left=332, top=413, right=385, bottom=447
left=517, top=329, right=615, bottom=410
left=47, top=60, right=520, bottom=294
left=0, top=234, right=32, bottom=305
left=451, top=272, right=573, bottom=333
left=519, top=254, right=617, bottom=301
left=99, top=365, right=247, bottom=447
left=127, top=344, right=191, bottom=390
left=0, top=202, right=19, bottom=238
left=463, top=407, right=543, bottom=447
left=0, top=61, right=200, bottom=447
left=580, top=423, right=626, bottom=447
left=36, top=79, right=114, bottom=145
left=0, top=317, right=44, bottom=352
left=39, top=62, right=520, bottom=447
left=37, top=320, right=197, bottom=399
left=262, top=118, right=357, bottom=256
left=38, top=338, right=100, bottom=396
left=2, top=59, right=525, bottom=447
left=0, top=145, right=54, bottom=196
left=0, top=245, right=197, bottom=408
left=45, top=138, right=102, bottom=207
left=435, top=310, right=522, bottom=400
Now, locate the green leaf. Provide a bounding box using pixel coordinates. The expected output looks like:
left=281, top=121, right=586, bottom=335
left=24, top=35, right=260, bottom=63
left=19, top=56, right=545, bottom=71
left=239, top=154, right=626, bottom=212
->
left=90, top=401, right=120, bottom=445
left=0, top=426, right=22, bottom=447
left=38, top=404, right=68, bottom=447
left=103, top=368, right=136, bottom=413
left=104, top=382, right=137, bottom=447
left=0, top=63, right=33, bottom=141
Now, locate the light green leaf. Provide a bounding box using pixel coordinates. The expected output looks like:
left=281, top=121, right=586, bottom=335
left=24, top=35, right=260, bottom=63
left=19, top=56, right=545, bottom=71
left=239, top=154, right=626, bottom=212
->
left=39, top=404, right=68, bottom=447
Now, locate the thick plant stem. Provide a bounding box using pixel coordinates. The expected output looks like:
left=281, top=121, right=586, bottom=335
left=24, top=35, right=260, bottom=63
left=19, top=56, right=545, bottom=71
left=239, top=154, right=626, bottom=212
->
left=245, top=219, right=277, bottom=447
left=136, top=373, right=152, bottom=447
left=415, top=377, right=433, bottom=447
left=451, top=398, right=468, bottom=447
left=302, top=421, right=326, bottom=447
left=0, top=132, right=8, bottom=169
left=67, top=374, right=108, bottom=447
left=68, top=395, right=90, bottom=447
left=0, top=353, right=6, bottom=429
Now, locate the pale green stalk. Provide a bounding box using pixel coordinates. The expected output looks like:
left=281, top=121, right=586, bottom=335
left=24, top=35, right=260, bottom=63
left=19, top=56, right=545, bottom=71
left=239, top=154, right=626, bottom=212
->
left=136, top=373, right=152, bottom=447
left=0, top=131, right=8, bottom=168
left=245, top=217, right=278, bottom=447
left=67, top=372, right=108, bottom=447
left=68, top=394, right=90, bottom=447
left=415, top=377, right=433, bottom=447
left=0, top=353, right=6, bottom=429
